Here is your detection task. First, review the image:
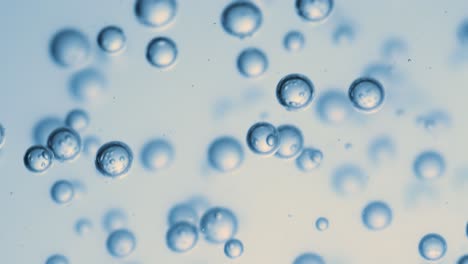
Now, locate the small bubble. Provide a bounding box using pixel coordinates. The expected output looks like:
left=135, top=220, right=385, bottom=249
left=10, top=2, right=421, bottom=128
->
left=315, top=217, right=329, bottom=231
left=69, top=68, right=107, bottom=103
left=237, top=47, right=268, bottom=78
left=333, top=23, right=355, bottom=44
left=348, top=77, right=385, bottom=113
left=47, top=127, right=81, bottom=162
left=98, top=26, right=126, bottom=54
left=368, top=136, right=395, bottom=164
left=200, top=207, right=238, bottom=243
left=284, top=31, right=305, bottom=52
left=413, top=150, right=445, bottom=180
left=96, top=141, right=133, bottom=178
left=166, top=222, right=199, bottom=253
left=276, top=74, right=315, bottom=111
left=45, top=254, right=69, bottom=264
left=107, top=229, right=136, bottom=258
left=141, top=139, right=174, bottom=171
left=418, top=233, right=447, bottom=261
left=246, top=122, right=280, bottom=156
left=135, top=0, right=177, bottom=28
left=146, top=37, right=177, bottom=69
left=49, top=29, right=90, bottom=68
left=295, top=0, right=334, bottom=23
left=316, top=90, right=352, bottom=124
left=75, top=218, right=93, bottom=236
left=221, top=1, right=262, bottom=39
left=224, top=238, right=244, bottom=259
left=275, top=125, right=304, bottom=159
left=208, top=136, right=244, bottom=172
left=65, top=109, right=90, bottom=132
left=331, top=164, right=368, bottom=196
left=83, top=136, right=101, bottom=156
left=168, top=203, right=198, bottom=226
left=103, top=209, right=128, bottom=232
left=293, top=253, right=325, bottom=264
left=50, top=180, right=75, bottom=204
left=296, top=148, right=323, bottom=172
left=24, top=145, right=54, bottom=173
left=361, top=201, right=392, bottom=231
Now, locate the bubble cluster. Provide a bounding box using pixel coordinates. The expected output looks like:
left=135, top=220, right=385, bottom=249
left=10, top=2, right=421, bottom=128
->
left=135, top=0, right=177, bottom=28
left=348, top=77, right=385, bottom=113
left=208, top=136, right=244, bottom=172
left=50, top=180, right=75, bottom=204
left=166, top=222, right=198, bottom=253
left=50, top=29, right=90, bottom=68
left=95, top=141, right=133, bottom=178
left=107, top=229, right=137, bottom=258
left=24, top=145, right=54, bottom=173
left=224, top=238, right=244, bottom=259
left=295, top=0, right=334, bottom=23
left=315, top=217, right=329, bottom=231
left=65, top=109, right=89, bottom=132
left=284, top=31, right=305, bottom=52
left=418, top=233, right=447, bottom=261
left=293, top=253, right=325, bottom=264
left=237, top=48, right=268, bottom=78
left=221, top=1, right=262, bottom=39
left=98, top=26, right=126, bottom=54
left=296, top=148, right=323, bottom=172
left=246, top=122, right=280, bottom=156
left=47, top=127, right=81, bottom=162
left=141, top=139, right=174, bottom=171
left=146, top=37, right=178, bottom=68
left=361, top=201, right=392, bottom=231
left=200, top=207, right=238, bottom=243
left=45, top=254, right=69, bottom=264
left=275, top=125, right=304, bottom=159
left=276, top=74, right=315, bottom=111
left=413, top=150, right=445, bottom=180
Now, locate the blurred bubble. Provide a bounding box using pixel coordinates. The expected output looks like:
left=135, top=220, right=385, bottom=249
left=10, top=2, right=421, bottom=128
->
left=333, top=23, right=355, bottom=44
left=98, top=26, right=126, bottom=54
left=135, top=0, right=177, bottom=28
left=416, top=110, right=451, bottom=133
left=295, top=0, right=333, bottom=23
left=224, top=238, right=244, bottom=259
left=361, top=201, right=392, bottom=231
left=49, top=28, right=90, bottom=68
left=75, top=218, right=92, bottom=236
left=50, top=180, right=75, bottom=204
left=316, top=90, right=352, bottom=124
left=459, top=255, right=468, bottom=264
left=166, top=222, right=198, bottom=253
left=458, top=19, right=468, bottom=46
left=296, top=148, right=323, bottom=172
left=368, top=135, right=395, bottom=164
left=141, top=139, right=174, bottom=171
left=0, top=124, right=5, bottom=149
left=348, top=77, right=385, bottom=113
left=208, top=136, right=244, bottom=172
left=362, top=62, right=396, bottom=82
left=168, top=203, right=198, bottom=226
left=103, top=208, right=128, bottom=232
left=275, top=125, right=304, bottom=159
left=413, top=150, right=445, bottom=180
left=276, top=74, right=315, bottom=111
left=95, top=141, right=133, bottom=178
left=24, top=145, right=54, bottom=173
left=47, top=127, right=81, bottom=162
left=284, top=30, right=305, bottom=52
left=200, top=207, right=238, bottom=243
left=221, top=1, right=262, bottom=39
left=65, top=109, right=89, bottom=132
left=331, top=164, right=368, bottom=196
left=146, top=37, right=177, bottom=68
left=69, top=68, right=107, bottom=103
left=418, top=233, right=447, bottom=261
left=45, top=254, right=69, bottom=264
left=237, top=47, right=268, bottom=78
left=107, top=229, right=136, bottom=258
left=33, top=116, right=63, bottom=145
left=83, top=136, right=101, bottom=157
left=246, top=122, right=280, bottom=156
left=315, top=217, right=329, bottom=231
left=381, top=37, right=407, bottom=61
left=293, top=253, right=325, bottom=264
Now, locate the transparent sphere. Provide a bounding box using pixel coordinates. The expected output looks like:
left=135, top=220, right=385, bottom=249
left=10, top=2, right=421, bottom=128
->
left=65, top=109, right=89, bottom=132
left=168, top=203, right=198, bottom=226
left=141, top=139, right=174, bottom=171
left=333, top=24, right=355, bottom=44
left=275, top=125, right=304, bottom=159
left=284, top=30, right=305, bottom=52
left=200, top=207, right=238, bottom=243
left=224, top=239, right=244, bottom=259
left=221, top=1, right=262, bottom=39
left=49, top=28, right=90, bottom=68
left=83, top=136, right=101, bottom=157
left=75, top=218, right=93, bottom=236
left=46, top=254, right=69, bottom=264
left=316, top=90, right=352, bottom=124
left=107, top=229, right=136, bottom=258
left=95, top=141, right=133, bottom=178
left=103, top=208, right=128, bottom=232
left=296, top=148, right=323, bottom=172
left=418, top=233, right=447, bottom=261
left=146, top=37, right=177, bottom=68
left=69, top=68, right=107, bottom=103
left=0, top=123, right=5, bottom=149
left=135, top=0, right=177, bottom=28
left=413, top=150, right=445, bottom=180
left=368, top=136, right=395, bottom=163
left=361, top=201, right=392, bottom=231
left=348, top=77, right=385, bottom=113
left=98, top=26, right=126, bottom=54
left=295, top=0, right=334, bottom=23
left=50, top=180, right=75, bottom=204
left=166, top=222, right=199, bottom=253
left=208, top=136, right=244, bottom=172
left=332, top=164, right=368, bottom=196
left=458, top=255, right=468, bottom=264
left=246, top=122, right=280, bottom=156
left=24, top=145, right=54, bottom=173
left=293, top=253, right=325, bottom=264
left=237, top=48, right=268, bottom=78
left=315, top=217, right=329, bottom=231
left=47, top=127, right=81, bottom=162
left=33, top=116, right=63, bottom=145
left=276, top=74, right=315, bottom=111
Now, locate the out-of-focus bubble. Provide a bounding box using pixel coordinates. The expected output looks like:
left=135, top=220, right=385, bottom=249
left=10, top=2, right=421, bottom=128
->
left=458, top=255, right=468, bottom=264
left=361, top=201, right=392, bottom=231
left=296, top=148, right=323, bottom=172
left=316, top=90, right=352, bottom=124
left=200, top=207, right=238, bottom=243
left=284, top=30, right=305, bottom=52
left=75, top=218, right=92, bottom=236
left=416, top=110, right=451, bottom=133
left=47, top=127, right=81, bottom=162
left=83, top=136, right=101, bottom=157
left=69, top=68, right=106, bottom=103
left=246, top=122, right=280, bottom=156
left=50, top=180, right=75, bottom=204
left=33, top=117, right=63, bottom=145
left=45, top=254, right=69, bottom=264
left=418, top=233, right=447, bottom=261
left=166, top=222, right=198, bottom=253
left=295, top=0, right=333, bottom=23
left=348, top=77, right=385, bottom=113
left=224, top=238, right=244, bottom=259
left=49, top=29, right=90, bottom=68
left=458, top=20, right=468, bottom=47
left=103, top=208, right=128, bottom=232
left=237, top=47, right=268, bottom=78
left=331, top=164, right=368, bottom=196
left=0, top=124, right=5, bottom=150
left=146, top=37, right=177, bottom=69
left=24, top=145, right=54, bottom=173
left=95, top=141, right=133, bottom=178
left=413, top=150, right=445, bottom=180
left=276, top=74, right=315, bottom=111
left=168, top=203, right=198, bottom=226
left=141, top=139, right=174, bottom=171
left=381, top=37, right=407, bottom=60
left=293, top=253, right=325, bottom=264
left=333, top=23, right=355, bottom=44
left=315, top=217, right=329, bottom=231
left=65, top=109, right=89, bottom=132
left=135, top=0, right=177, bottom=28
left=107, top=229, right=136, bottom=258
left=208, top=136, right=244, bottom=172
left=368, top=135, right=395, bottom=164
left=275, top=125, right=304, bottom=159
left=221, top=1, right=262, bottom=39
left=362, top=62, right=396, bottom=82
left=98, top=26, right=126, bottom=54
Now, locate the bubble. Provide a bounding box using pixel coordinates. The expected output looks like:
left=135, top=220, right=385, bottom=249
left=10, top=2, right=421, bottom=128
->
left=382, top=37, right=407, bottom=60
left=69, top=68, right=106, bottom=103
left=418, top=233, right=447, bottom=261
left=458, top=255, right=468, bottom=264
left=200, top=207, right=238, bottom=243
left=168, top=203, right=198, bottom=226
left=275, top=125, right=304, bottom=159
left=98, top=26, right=126, bottom=54
left=24, top=145, right=54, bottom=173
left=49, top=29, right=90, bottom=68
left=75, top=218, right=93, bottom=236
left=284, top=30, right=305, bottom=52
left=348, top=77, right=385, bottom=113
left=47, top=127, right=81, bottom=162
left=107, top=229, right=136, bottom=258
left=416, top=110, right=451, bottom=133
left=237, top=48, right=268, bottom=78
left=46, top=254, right=69, bottom=264
left=368, top=136, right=395, bottom=163
left=33, top=117, right=63, bottom=145
left=141, top=139, right=174, bottom=171
left=103, top=209, right=128, bottom=232
left=276, top=74, right=315, bottom=111
left=208, top=136, right=244, bottom=172
left=458, top=20, right=468, bottom=46
left=0, top=124, right=5, bottom=149
left=331, top=164, right=368, bottom=196
left=316, top=90, right=352, bottom=124
left=166, top=222, right=198, bottom=253
left=221, top=1, right=262, bottom=39
left=295, top=0, right=333, bottom=23
left=315, top=217, right=329, bottom=231
left=224, top=238, right=244, bottom=259
left=83, top=136, right=101, bottom=156
left=146, top=37, right=177, bottom=68
left=50, top=180, right=75, bottom=204
left=65, top=109, right=89, bottom=132
left=95, top=141, right=133, bottom=178
left=296, top=148, right=323, bottom=172
left=293, top=253, right=325, bottom=264
left=246, top=122, right=280, bottom=156
left=413, top=150, right=445, bottom=180
left=135, top=0, right=177, bottom=28
left=333, top=24, right=355, bottom=44
left=361, top=201, right=392, bottom=231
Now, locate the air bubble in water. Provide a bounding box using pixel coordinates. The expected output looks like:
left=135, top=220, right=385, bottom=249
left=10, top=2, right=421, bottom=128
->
left=208, top=136, right=244, bottom=172
left=65, top=109, right=89, bottom=132
left=293, top=253, right=325, bottom=264
left=135, top=0, right=177, bottom=28
left=146, top=37, right=177, bottom=68
left=316, top=90, right=352, bottom=124
left=295, top=0, right=334, bottom=23
left=348, top=77, right=385, bottom=113
left=418, top=233, right=447, bottom=261
left=47, top=127, right=81, bottom=162
left=221, top=1, right=262, bottom=39
left=413, top=150, right=445, bottom=180
left=98, top=26, right=126, bottom=54
left=296, top=148, right=323, bottom=172
left=246, top=122, right=280, bottom=156
left=315, top=217, right=329, bottom=231
left=275, top=125, right=304, bottom=159
left=69, top=68, right=107, bottom=103
left=50, top=180, right=75, bottom=204
left=24, top=145, right=54, bottom=173
left=166, top=222, right=199, bottom=253
left=75, top=218, right=92, bottom=236
left=107, top=229, right=136, bottom=258
left=45, top=254, right=69, bottom=264
left=95, top=141, right=133, bottom=178
left=141, top=139, right=174, bottom=171
left=103, top=209, right=128, bottom=232
left=224, top=238, right=244, bottom=259
left=50, top=29, right=90, bottom=68
left=361, top=201, right=392, bottom=231
left=284, top=31, right=305, bottom=52
left=331, top=164, right=368, bottom=196
left=276, top=74, right=315, bottom=111
left=200, top=207, right=238, bottom=243
left=237, top=47, right=268, bottom=78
